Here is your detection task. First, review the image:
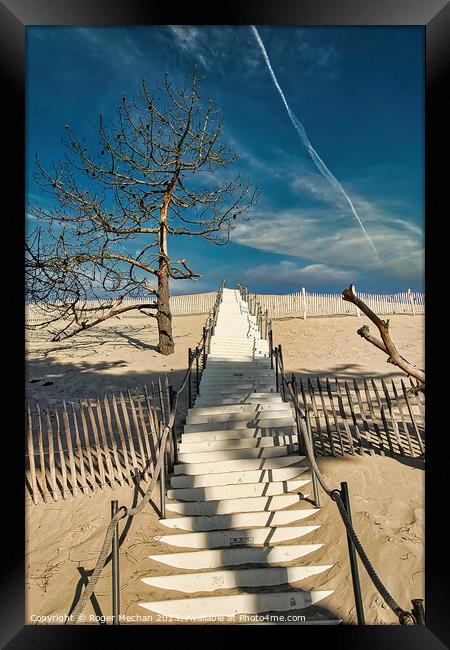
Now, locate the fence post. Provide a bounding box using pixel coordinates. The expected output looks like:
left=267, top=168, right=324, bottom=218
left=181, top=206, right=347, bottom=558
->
left=340, top=481, right=365, bottom=624
left=302, top=287, right=307, bottom=320
left=188, top=348, right=193, bottom=409
left=350, top=284, right=360, bottom=317
left=111, top=500, right=120, bottom=625
left=407, top=289, right=416, bottom=316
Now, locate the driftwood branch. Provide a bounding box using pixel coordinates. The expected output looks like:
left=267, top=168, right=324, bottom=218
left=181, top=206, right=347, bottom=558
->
left=343, top=287, right=425, bottom=392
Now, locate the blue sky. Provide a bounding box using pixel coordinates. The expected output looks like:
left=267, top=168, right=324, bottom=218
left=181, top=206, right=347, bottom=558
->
left=26, top=25, right=424, bottom=295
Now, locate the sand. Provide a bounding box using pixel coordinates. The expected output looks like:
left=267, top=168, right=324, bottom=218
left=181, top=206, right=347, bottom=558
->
left=25, top=312, right=424, bottom=625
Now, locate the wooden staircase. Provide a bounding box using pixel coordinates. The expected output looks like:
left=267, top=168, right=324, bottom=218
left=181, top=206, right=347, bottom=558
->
left=139, top=288, right=340, bottom=624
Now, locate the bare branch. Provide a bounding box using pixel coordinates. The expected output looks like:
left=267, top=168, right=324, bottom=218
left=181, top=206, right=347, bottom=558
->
left=343, top=287, right=425, bottom=390
left=26, top=68, right=258, bottom=352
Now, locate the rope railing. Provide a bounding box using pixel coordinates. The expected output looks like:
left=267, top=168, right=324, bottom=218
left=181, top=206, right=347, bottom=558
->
left=273, top=344, right=423, bottom=625
left=66, top=281, right=226, bottom=625
left=237, top=283, right=424, bottom=626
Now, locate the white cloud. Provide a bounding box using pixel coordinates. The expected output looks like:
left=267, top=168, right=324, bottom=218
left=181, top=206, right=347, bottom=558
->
left=226, top=147, right=423, bottom=284
left=168, top=25, right=211, bottom=70
left=232, top=205, right=424, bottom=284
left=241, top=261, right=354, bottom=288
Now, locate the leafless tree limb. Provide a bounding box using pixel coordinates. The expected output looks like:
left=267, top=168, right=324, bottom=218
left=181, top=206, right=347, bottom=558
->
left=26, top=69, right=258, bottom=353
left=342, top=286, right=425, bottom=392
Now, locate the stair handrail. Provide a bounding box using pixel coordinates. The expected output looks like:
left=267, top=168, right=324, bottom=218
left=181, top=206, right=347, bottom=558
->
left=66, top=281, right=224, bottom=625
left=269, top=342, right=423, bottom=626
left=236, top=283, right=269, bottom=341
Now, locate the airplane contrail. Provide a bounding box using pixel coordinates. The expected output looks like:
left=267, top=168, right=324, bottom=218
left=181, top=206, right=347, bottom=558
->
left=250, top=25, right=381, bottom=264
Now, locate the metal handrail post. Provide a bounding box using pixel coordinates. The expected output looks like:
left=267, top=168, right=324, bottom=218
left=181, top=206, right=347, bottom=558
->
left=168, top=386, right=178, bottom=466
left=411, top=599, right=425, bottom=625
left=291, top=374, right=304, bottom=455
left=275, top=349, right=279, bottom=393
left=306, top=411, right=320, bottom=507
left=278, top=345, right=286, bottom=401
left=268, top=325, right=273, bottom=369
left=160, top=439, right=166, bottom=519
left=340, top=481, right=365, bottom=625
left=202, top=327, right=207, bottom=368
left=195, top=347, right=200, bottom=395
left=188, top=348, right=192, bottom=409
left=111, top=500, right=120, bottom=625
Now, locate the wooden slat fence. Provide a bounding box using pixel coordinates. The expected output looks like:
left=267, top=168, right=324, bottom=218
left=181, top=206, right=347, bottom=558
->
left=26, top=291, right=216, bottom=324
left=25, top=384, right=170, bottom=504
left=250, top=290, right=424, bottom=319
left=292, top=375, right=425, bottom=459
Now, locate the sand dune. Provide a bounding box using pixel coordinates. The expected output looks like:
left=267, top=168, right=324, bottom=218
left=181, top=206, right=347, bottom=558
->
left=25, top=312, right=424, bottom=625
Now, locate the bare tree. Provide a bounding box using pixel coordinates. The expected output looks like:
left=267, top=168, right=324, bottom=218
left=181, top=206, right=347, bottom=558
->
left=26, top=69, right=258, bottom=354
left=342, top=286, right=425, bottom=393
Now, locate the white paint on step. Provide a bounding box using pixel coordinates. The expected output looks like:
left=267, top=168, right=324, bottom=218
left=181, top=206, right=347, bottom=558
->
left=154, top=524, right=320, bottom=549
left=148, top=542, right=323, bottom=569
left=178, top=434, right=297, bottom=454
left=165, top=493, right=308, bottom=515
left=166, top=478, right=310, bottom=502
left=173, top=454, right=306, bottom=475
left=139, top=590, right=334, bottom=620
left=169, top=465, right=308, bottom=488
left=141, top=564, right=332, bottom=593
left=160, top=508, right=318, bottom=531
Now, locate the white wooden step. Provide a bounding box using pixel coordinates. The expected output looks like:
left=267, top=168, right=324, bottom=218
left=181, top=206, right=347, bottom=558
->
left=169, top=465, right=308, bottom=488
left=185, top=409, right=291, bottom=426
left=148, top=542, right=323, bottom=569
left=166, top=493, right=308, bottom=515
left=187, top=403, right=285, bottom=416
left=141, top=564, right=332, bottom=593
left=201, top=375, right=273, bottom=383
left=160, top=508, right=318, bottom=531
left=183, top=418, right=293, bottom=435
left=193, top=396, right=282, bottom=407
left=180, top=427, right=292, bottom=443
left=205, top=360, right=270, bottom=366
left=198, top=383, right=276, bottom=393
left=140, top=589, right=333, bottom=620
left=197, top=386, right=276, bottom=394
left=166, top=478, right=309, bottom=502
left=178, top=444, right=297, bottom=463
left=178, top=434, right=297, bottom=454
left=174, top=454, right=305, bottom=475
left=154, top=524, right=319, bottom=549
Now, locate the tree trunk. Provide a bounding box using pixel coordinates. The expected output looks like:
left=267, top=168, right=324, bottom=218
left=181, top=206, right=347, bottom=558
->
left=157, top=194, right=174, bottom=355
left=157, top=257, right=174, bottom=355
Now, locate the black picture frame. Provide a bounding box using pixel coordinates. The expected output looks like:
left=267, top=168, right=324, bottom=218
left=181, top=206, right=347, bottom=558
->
left=3, top=1, right=449, bottom=647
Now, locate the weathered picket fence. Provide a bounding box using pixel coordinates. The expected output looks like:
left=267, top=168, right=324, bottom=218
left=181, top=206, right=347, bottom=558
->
left=250, top=289, right=424, bottom=319
left=25, top=382, right=172, bottom=504
left=26, top=371, right=425, bottom=504
left=292, top=375, right=424, bottom=459
left=25, top=291, right=217, bottom=324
